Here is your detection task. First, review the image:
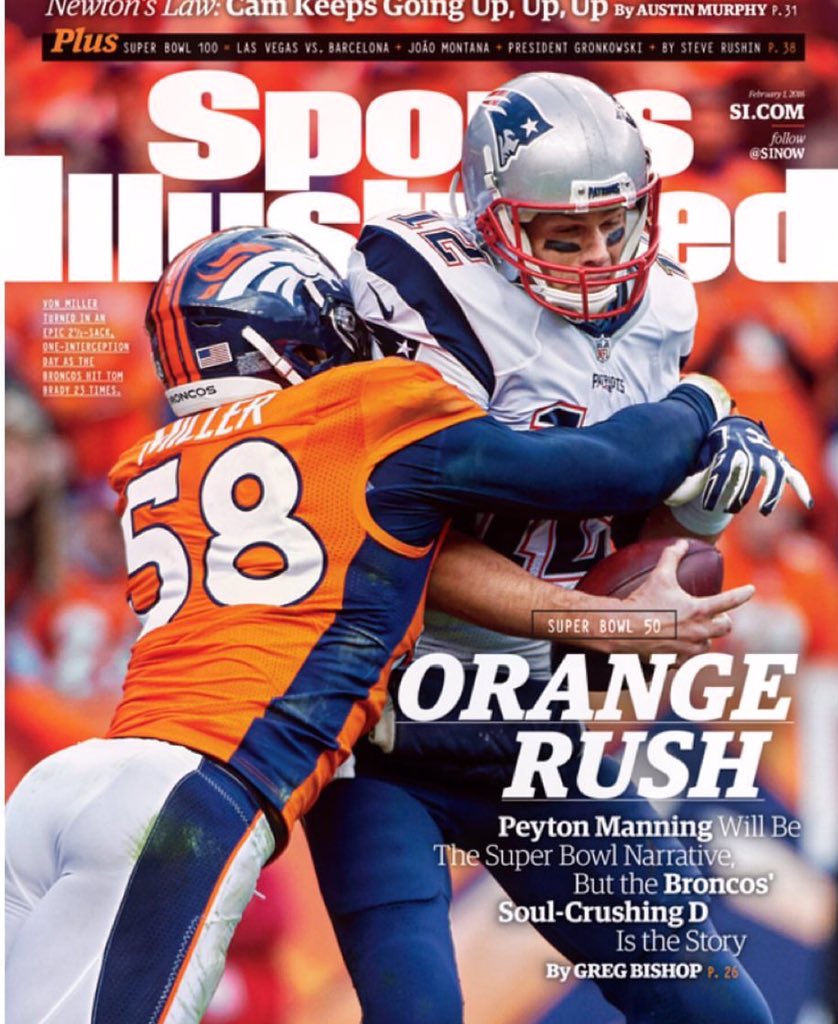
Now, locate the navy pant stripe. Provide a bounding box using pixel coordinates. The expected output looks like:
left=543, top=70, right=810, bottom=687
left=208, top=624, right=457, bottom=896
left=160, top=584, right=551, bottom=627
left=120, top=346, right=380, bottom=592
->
left=92, top=758, right=261, bottom=1023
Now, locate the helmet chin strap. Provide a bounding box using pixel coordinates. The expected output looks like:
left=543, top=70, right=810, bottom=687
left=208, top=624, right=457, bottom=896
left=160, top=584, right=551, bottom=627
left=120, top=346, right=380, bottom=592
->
left=530, top=278, right=618, bottom=315
left=241, top=326, right=305, bottom=387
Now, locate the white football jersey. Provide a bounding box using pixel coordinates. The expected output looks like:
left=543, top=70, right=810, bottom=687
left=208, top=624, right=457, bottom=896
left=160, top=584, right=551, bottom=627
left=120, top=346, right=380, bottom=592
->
left=348, top=209, right=696, bottom=675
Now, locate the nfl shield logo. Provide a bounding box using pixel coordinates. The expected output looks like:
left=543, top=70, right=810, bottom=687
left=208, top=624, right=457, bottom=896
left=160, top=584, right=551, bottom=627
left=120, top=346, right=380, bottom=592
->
left=595, top=336, right=612, bottom=363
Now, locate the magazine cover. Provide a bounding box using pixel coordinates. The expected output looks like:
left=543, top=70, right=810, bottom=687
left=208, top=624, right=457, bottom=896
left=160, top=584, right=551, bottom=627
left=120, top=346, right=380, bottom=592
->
left=5, top=2, right=838, bottom=1022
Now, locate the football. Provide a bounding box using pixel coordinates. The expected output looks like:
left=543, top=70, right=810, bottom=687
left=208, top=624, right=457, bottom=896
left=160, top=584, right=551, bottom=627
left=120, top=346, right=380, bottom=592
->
left=578, top=537, right=724, bottom=599
left=549, top=538, right=724, bottom=690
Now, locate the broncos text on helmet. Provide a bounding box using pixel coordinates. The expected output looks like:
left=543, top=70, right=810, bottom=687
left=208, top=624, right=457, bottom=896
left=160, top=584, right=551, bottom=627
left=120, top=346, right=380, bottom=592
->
left=461, top=73, right=661, bottom=322
left=146, top=227, right=370, bottom=416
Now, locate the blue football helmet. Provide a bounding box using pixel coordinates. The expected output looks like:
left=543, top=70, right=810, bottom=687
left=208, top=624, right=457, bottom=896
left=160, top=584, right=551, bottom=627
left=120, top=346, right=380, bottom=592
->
left=146, top=227, right=369, bottom=415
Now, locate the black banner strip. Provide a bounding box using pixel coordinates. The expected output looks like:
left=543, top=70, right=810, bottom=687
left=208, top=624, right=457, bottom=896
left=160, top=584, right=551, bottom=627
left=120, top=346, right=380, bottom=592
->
left=41, top=32, right=805, bottom=61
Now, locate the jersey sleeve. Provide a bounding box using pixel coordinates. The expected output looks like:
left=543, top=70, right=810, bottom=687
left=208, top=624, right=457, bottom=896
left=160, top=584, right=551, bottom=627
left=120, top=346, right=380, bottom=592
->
left=348, top=217, right=496, bottom=409
left=368, top=382, right=717, bottom=530
left=357, top=358, right=485, bottom=457
left=354, top=359, right=487, bottom=551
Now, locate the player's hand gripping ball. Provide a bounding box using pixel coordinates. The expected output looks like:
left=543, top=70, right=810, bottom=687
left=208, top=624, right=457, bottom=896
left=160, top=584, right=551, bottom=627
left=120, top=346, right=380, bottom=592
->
left=580, top=537, right=723, bottom=598
left=550, top=538, right=726, bottom=688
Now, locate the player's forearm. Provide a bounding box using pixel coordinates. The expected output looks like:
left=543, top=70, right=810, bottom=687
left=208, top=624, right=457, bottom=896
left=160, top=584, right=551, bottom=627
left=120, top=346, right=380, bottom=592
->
left=438, top=382, right=717, bottom=518
left=428, top=530, right=622, bottom=652
left=555, top=383, right=718, bottom=513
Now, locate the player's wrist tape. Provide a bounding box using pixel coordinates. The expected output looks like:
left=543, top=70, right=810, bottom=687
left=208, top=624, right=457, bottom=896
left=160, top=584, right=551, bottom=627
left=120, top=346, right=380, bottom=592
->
left=673, top=375, right=733, bottom=424
left=669, top=496, right=734, bottom=536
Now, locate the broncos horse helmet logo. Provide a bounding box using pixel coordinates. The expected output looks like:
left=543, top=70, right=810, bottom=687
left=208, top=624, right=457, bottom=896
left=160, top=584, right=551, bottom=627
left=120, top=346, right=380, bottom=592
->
left=197, top=240, right=344, bottom=307
left=481, top=89, right=553, bottom=171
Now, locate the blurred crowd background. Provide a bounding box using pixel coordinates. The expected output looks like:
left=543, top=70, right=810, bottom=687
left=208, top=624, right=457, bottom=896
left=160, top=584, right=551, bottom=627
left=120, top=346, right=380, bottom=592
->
left=5, top=2, right=838, bottom=1021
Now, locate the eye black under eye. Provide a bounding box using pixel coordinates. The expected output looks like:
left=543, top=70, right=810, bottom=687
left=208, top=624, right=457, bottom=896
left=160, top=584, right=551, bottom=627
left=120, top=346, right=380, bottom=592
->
left=606, top=227, right=626, bottom=246
left=543, top=239, right=581, bottom=254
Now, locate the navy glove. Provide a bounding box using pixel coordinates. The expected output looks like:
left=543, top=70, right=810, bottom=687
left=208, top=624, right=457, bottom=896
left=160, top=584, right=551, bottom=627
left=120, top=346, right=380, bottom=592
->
left=701, top=416, right=812, bottom=515
left=667, top=416, right=813, bottom=532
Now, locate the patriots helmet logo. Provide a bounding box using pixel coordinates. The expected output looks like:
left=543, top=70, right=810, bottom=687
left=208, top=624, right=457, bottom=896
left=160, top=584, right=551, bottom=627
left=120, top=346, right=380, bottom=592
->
left=481, top=89, right=553, bottom=171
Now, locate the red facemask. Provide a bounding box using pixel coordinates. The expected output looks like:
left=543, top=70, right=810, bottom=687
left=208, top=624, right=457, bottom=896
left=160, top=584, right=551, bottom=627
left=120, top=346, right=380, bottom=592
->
left=476, top=176, right=662, bottom=322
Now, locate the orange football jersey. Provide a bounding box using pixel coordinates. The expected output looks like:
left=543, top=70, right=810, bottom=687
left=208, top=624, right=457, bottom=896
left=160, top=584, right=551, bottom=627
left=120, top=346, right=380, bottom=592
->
left=107, top=359, right=482, bottom=832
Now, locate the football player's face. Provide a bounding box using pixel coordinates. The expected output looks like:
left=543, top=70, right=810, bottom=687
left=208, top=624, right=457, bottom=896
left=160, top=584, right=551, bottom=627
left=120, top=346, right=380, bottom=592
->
left=525, top=208, right=627, bottom=288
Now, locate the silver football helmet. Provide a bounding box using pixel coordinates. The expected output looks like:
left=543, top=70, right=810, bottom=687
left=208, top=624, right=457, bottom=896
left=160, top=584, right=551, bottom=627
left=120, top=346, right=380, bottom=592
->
left=461, top=73, right=660, bottom=321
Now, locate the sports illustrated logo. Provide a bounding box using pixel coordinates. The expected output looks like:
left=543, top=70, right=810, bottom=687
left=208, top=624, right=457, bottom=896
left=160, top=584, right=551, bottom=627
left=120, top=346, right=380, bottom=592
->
left=481, top=89, right=553, bottom=171
left=592, top=372, right=626, bottom=394
left=169, top=384, right=218, bottom=404
left=197, top=243, right=342, bottom=303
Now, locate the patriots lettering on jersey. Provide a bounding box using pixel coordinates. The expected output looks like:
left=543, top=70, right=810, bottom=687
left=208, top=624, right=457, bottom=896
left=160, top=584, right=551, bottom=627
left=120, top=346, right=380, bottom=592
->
left=591, top=373, right=626, bottom=395
left=481, top=89, right=553, bottom=171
